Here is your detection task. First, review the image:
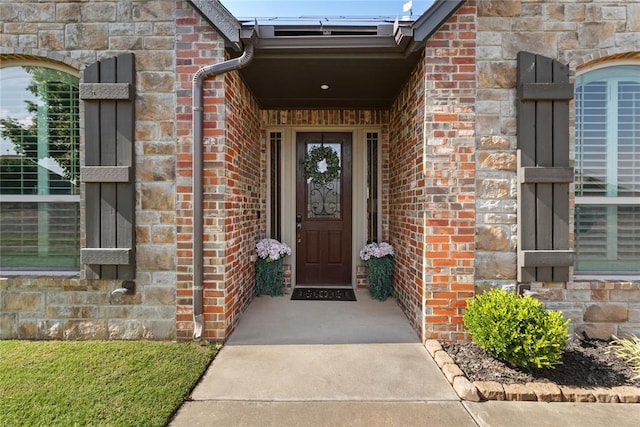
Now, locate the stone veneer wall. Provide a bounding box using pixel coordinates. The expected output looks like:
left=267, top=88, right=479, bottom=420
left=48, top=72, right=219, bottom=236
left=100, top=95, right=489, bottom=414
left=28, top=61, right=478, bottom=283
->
left=0, top=0, right=178, bottom=339
left=530, top=280, right=640, bottom=339
left=388, top=1, right=477, bottom=342
left=475, top=0, right=640, bottom=338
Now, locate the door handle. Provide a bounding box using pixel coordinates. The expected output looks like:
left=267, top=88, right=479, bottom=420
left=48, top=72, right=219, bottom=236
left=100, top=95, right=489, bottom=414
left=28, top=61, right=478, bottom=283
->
left=296, top=214, right=302, bottom=242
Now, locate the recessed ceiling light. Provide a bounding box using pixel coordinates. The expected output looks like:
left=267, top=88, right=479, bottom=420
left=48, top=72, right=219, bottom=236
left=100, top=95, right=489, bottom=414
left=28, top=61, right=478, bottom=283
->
left=320, top=84, right=330, bottom=90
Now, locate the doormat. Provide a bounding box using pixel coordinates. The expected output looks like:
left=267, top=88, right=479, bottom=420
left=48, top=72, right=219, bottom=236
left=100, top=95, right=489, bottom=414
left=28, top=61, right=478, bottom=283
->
left=291, top=288, right=357, bottom=301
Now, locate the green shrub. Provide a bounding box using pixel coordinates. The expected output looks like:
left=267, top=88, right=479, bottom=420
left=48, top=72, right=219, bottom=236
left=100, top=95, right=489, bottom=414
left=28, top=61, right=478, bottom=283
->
left=608, top=335, right=640, bottom=379
left=463, top=288, right=569, bottom=369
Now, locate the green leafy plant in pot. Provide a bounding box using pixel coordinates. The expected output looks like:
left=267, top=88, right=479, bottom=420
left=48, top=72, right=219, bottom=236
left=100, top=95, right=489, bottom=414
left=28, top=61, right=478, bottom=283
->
left=255, top=238, right=291, bottom=296
left=359, top=242, right=395, bottom=301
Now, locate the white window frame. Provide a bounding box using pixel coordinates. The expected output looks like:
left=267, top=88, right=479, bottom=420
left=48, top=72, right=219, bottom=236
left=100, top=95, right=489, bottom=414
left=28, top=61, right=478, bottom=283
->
left=0, top=60, right=81, bottom=273
left=574, top=62, right=640, bottom=275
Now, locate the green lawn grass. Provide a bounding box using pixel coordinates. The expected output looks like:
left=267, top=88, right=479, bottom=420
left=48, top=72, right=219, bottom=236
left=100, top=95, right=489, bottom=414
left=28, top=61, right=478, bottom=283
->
left=0, top=340, right=219, bottom=426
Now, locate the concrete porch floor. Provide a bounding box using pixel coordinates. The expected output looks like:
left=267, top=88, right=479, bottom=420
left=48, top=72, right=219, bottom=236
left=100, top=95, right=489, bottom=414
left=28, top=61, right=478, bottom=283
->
left=225, top=288, right=421, bottom=345
left=186, top=289, right=457, bottom=404
left=171, top=289, right=469, bottom=426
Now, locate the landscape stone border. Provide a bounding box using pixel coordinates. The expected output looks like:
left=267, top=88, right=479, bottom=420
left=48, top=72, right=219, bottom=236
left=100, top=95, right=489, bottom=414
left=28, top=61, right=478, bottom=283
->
left=425, top=340, right=640, bottom=403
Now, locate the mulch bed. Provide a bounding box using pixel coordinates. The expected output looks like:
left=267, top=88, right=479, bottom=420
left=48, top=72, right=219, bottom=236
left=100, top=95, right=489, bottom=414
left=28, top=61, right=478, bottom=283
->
left=443, top=339, right=640, bottom=388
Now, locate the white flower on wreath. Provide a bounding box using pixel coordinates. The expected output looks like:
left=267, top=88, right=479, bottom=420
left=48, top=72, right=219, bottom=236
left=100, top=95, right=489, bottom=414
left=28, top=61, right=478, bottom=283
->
left=317, top=158, right=328, bottom=173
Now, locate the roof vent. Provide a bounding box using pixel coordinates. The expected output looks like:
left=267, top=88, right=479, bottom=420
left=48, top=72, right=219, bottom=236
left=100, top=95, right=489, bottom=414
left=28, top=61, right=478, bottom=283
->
left=273, top=27, right=379, bottom=37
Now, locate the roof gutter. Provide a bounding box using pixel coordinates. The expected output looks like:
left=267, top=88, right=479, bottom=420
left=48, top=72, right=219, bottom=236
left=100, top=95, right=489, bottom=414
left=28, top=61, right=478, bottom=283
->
left=191, top=43, right=254, bottom=340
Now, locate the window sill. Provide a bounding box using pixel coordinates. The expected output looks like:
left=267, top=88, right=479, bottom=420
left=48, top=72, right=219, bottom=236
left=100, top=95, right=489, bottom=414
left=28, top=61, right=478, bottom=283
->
left=0, top=270, right=80, bottom=278
left=574, top=274, right=640, bottom=282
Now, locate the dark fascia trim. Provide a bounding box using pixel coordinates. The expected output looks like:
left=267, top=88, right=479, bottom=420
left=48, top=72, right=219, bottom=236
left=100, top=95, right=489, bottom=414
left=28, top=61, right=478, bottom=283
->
left=253, top=52, right=412, bottom=60
left=411, top=0, right=465, bottom=45
left=243, top=19, right=414, bottom=55
left=187, top=0, right=242, bottom=51
left=253, top=34, right=405, bottom=53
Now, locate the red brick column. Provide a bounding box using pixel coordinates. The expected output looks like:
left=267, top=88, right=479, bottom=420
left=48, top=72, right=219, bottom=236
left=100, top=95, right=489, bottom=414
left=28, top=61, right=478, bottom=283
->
left=389, top=1, right=476, bottom=342
left=423, top=1, right=476, bottom=341
left=175, top=2, right=264, bottom=341
left=175, top=1, right=227, bottom=340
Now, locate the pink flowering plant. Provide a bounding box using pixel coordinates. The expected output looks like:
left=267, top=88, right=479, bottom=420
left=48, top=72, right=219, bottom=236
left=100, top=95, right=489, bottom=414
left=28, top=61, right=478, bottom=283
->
left=256, top=238, right=292, bottom=262
left=359, top=242, right=395, bottom=301
left=359, top=242, right=394, bottom=260
left=255, top=238, right=291, bottom=296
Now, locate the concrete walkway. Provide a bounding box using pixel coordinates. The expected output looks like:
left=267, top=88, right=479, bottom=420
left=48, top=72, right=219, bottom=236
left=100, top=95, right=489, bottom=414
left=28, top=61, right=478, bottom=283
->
left=170, top=290, right=640, bottom=426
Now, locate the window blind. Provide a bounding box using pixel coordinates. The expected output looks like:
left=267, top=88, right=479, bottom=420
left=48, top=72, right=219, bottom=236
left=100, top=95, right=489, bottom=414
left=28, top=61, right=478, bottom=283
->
left=575, top=66, right=640, bottom=273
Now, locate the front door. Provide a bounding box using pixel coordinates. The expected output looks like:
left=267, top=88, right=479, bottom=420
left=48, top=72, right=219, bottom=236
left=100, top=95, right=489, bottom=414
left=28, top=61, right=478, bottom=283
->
left=296, top=132, right=352, bottom=285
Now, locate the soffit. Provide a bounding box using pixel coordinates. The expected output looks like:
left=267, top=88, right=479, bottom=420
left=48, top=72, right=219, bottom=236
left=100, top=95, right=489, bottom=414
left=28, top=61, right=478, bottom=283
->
left=190, top=1, right=464, bottom=110
left=239, top=34, right=420, bottom=109
left=236, top=21, right=419, bottom=109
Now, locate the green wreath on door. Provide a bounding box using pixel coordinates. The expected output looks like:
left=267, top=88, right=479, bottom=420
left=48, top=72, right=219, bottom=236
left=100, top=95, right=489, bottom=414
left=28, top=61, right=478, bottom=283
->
left=304, top=145, right=340, bottom=185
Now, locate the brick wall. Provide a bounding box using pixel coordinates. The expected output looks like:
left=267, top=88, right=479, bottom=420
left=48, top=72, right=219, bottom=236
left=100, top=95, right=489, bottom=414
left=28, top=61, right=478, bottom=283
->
left=388, top=53, right=427, bottom=337
left=0, top=0, right=178, bottom=340
left=220, top=67, right=263, bottom=337
left=476, top=0, right=640, bottom=338
left=387, top=2, right=477, bottom=342
left=174, top=2, right=264, bottom=341
left=175, top=2, right=223, bottom=340
left=261, top=110, right=389, bottom=127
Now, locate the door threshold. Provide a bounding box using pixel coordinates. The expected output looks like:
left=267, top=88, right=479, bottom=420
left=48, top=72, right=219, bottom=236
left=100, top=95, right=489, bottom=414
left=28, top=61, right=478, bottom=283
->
left=294, top=285, right=354, bottom=289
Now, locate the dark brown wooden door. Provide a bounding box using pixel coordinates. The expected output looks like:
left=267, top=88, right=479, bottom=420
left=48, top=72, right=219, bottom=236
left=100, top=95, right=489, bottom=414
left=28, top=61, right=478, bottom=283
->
left=296, top=132, right=352, bottom=285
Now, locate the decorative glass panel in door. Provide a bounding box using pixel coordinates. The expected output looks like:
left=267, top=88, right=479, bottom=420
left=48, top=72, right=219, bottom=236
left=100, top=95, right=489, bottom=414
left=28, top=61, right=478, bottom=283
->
left=306, top=142, right=341, bottom=219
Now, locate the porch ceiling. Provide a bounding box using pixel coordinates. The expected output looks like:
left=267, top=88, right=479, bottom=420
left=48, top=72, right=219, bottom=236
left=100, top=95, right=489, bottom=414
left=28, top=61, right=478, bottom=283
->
left=239, top=51, right=421, bottom=109
left=232, top=21, right=424, bottom=110
left=189, top=0, right=466, bottom=110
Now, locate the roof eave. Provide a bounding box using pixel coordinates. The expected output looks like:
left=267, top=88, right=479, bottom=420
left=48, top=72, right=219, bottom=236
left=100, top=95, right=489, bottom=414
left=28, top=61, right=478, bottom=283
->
left=410, top=0, right=465, bottom=50
left=187, top=0, right=244, bottom=51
